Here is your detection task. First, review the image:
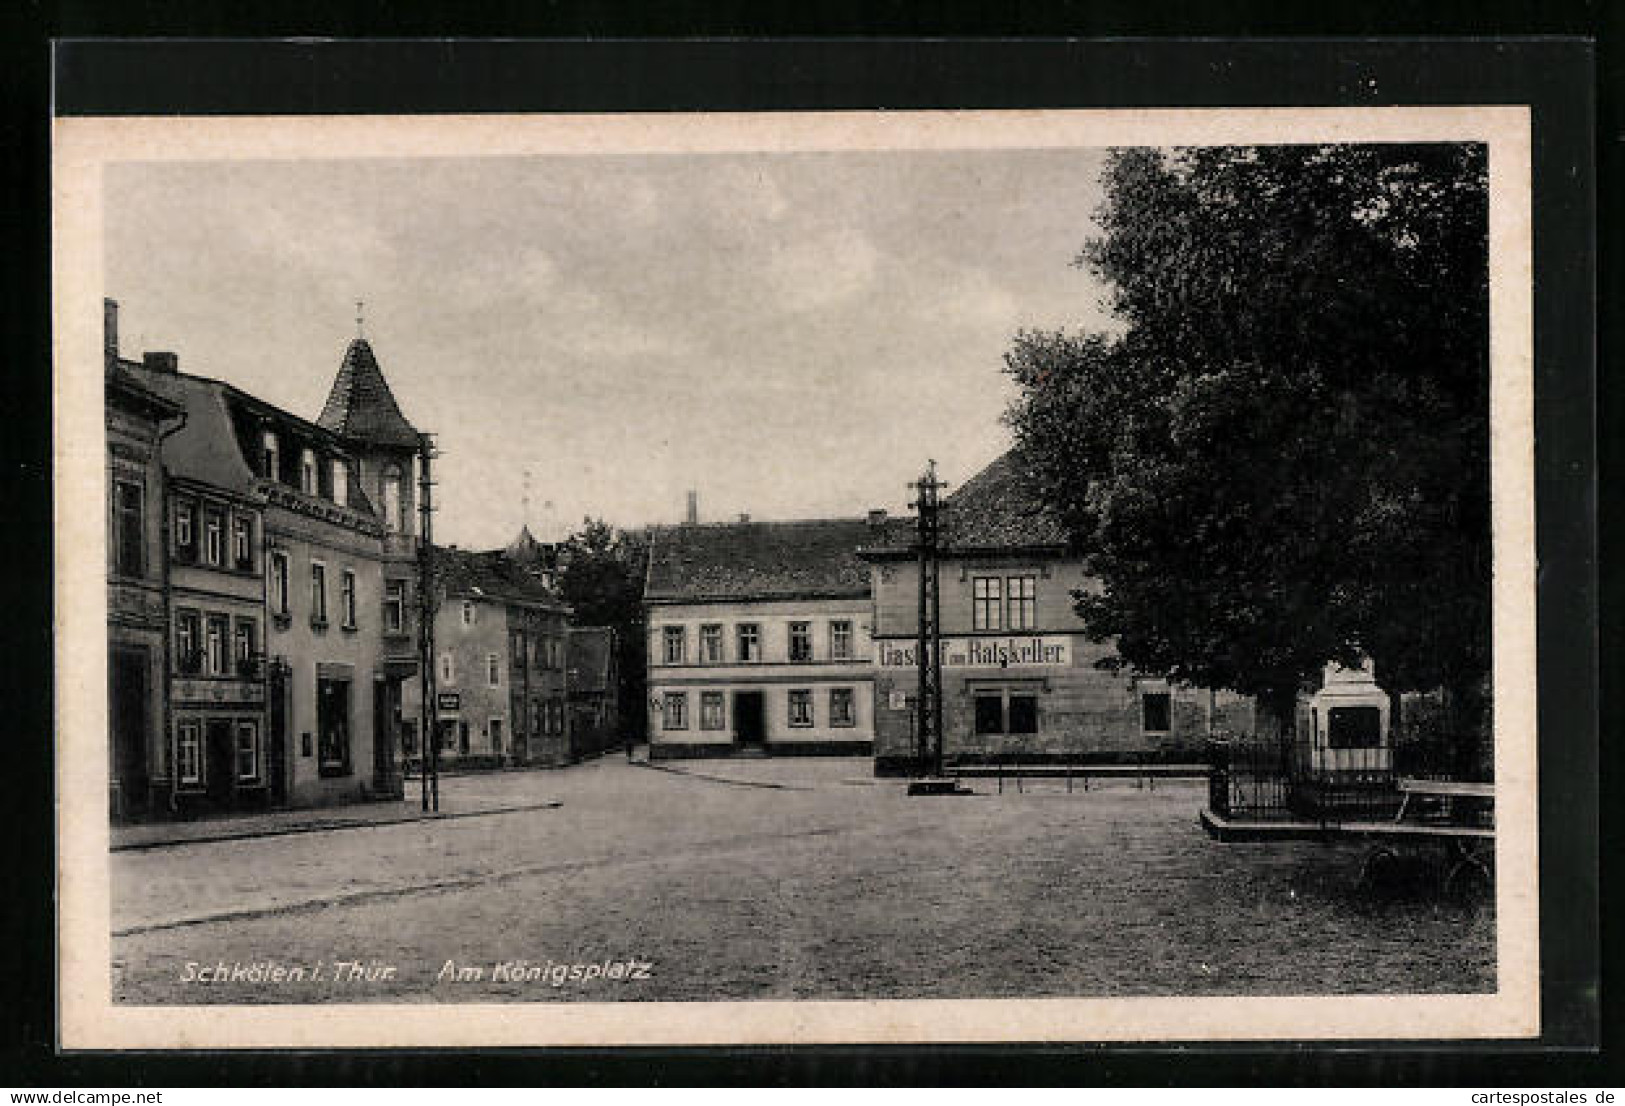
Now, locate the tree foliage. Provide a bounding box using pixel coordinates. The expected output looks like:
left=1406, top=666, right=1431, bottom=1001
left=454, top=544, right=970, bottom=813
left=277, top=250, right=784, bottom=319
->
left=1005, top=144, right=1490, bottom=724
left=559, top=517, right=649, bottom=739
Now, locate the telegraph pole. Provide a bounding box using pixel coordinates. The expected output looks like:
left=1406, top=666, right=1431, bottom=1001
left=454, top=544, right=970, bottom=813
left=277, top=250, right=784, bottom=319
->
left=417, top=432, right=440, bottom=812
left=908, top=461, right=961, bottom=795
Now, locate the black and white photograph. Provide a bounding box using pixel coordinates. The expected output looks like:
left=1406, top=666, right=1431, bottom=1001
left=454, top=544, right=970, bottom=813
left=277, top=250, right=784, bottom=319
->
left=56, top=105, right=1539, bottom=1047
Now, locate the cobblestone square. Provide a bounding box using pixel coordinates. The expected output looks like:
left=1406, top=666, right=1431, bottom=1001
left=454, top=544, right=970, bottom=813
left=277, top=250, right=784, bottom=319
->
left=111, top=757, right=1494, bottom=1004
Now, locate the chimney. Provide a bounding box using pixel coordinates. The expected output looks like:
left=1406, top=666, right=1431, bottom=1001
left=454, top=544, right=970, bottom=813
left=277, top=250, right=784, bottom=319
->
left=737, top=512, right=750, bottom=524
left=103, top=299, right=118, bottom=365
left=867, top=508, right=888, bottom=530
left=142, top=351, right=179, bottom=374
left=685, top=490, right=698, bottom=525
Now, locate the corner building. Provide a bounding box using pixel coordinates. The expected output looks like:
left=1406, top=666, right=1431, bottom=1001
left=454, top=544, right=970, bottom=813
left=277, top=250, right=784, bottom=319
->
left=860, top=453, right=1254, bottom=775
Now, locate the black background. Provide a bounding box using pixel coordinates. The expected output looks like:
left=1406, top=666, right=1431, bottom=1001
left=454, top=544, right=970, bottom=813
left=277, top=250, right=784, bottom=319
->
left=3, top=11, right=1613, bottom=1089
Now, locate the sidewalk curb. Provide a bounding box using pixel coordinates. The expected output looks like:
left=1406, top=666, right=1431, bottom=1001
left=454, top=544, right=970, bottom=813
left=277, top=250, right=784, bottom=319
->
left=111, top=800, right=563, bottom=853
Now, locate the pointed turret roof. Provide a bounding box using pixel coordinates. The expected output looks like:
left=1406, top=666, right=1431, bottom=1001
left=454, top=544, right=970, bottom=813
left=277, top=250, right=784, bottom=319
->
left=317, top=338, right=421, bottom=448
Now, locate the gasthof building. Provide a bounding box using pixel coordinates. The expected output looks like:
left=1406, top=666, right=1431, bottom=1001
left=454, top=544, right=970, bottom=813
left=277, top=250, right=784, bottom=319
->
left=859, top=452, right=1254, bottom=776
left=643, top=517, right=877, bottom=758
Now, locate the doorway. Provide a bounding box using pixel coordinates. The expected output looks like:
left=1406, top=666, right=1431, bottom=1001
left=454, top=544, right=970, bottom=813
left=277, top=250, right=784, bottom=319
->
left=205, top=719, right=235, bottom=806
left=733, top=691, right=765, bottom=748
left=108, top=646, right=149, bottom=819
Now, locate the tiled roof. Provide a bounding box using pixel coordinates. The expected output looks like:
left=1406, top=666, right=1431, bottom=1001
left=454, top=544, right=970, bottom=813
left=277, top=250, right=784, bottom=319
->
left=122, top=364, right=260, bottom=496
left=858, top=451, right=1069, bottom=556
left=434, top=545, right=564, bottom=609
left=317, top=339, right=421, bottom=448
left=644, top=517, right=876, bottom=603
left=566, top=627, right=615, bottom=694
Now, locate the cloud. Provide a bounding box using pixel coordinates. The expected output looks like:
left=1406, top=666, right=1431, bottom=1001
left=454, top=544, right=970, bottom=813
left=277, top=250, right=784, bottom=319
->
left=765, top=227, right=882, bottom=312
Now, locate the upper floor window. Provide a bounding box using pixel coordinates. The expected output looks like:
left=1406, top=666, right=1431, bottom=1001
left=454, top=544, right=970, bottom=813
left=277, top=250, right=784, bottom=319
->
left=300, top=449, right=318, bottom=495
left=261, top=431, right=279, bottom=481
left=1007, top=575, right=1037, bottom=631
left=205, top=614, right=230, bottom=676
left=972, top=576, right=1003, bottom=631
left=461, top=600, right=475, bottom=627
left=662, top=625, right=686, bottom=665
left=440, top=652, right=455, bottom=685
left=383, top=579, right=406, bottom=633
left=736, top=623, right=761, bottom=662
left=310, top=562, right=328, bottom=626
left=699, top=624, right=724, bottom=664
left=173, top=498, right=197, bottom=562
left=233, top=617, right=257, bottom=675
left=829, top=620, right=853, bottom=660
left=340, top=568, right=357, bottom=630
left=788, top=622, right=813, bottom=663
left=230, top=513, right=253, bottom=571
left=331, top=459, right=348, bottom=508
left=487, top=653, right=501, bottom=687
left=203, top=506, right=225, bottom=567
left=382, top=466, right=404, bottom=533
left=269, top=551, right=290, bottom=619
left=175, top=610, right=202, bottom=675
left=512, top=631, right=528, bottom=669
left=112, top=479, right=144, bottom=577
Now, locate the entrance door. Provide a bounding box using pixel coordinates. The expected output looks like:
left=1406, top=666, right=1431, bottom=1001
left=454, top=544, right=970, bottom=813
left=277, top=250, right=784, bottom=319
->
left=205, top=719, right=235, bottom=806
left=108, top=647, right=149, bottom=819
left=733, top=691, right=765, bottom=747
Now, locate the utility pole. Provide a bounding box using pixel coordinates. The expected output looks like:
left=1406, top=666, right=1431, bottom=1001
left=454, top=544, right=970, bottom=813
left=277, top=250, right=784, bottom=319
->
left=417, top=432, right=440, bottom=812
left=908, top=461, right=961, bottom=795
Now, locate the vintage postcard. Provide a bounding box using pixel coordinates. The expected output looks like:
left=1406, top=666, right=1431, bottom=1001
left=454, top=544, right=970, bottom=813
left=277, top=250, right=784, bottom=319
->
left=55, top=106, right=1536, bottom=1048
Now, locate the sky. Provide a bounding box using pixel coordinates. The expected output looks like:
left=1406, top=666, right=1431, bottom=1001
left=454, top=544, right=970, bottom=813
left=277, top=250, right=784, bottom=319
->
left=106, top=148, right=1116, bottom=549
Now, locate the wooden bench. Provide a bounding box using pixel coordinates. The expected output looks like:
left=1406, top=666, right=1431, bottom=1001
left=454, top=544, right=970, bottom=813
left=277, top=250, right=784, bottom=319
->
left=1353, top=777, right=1495, bottom=896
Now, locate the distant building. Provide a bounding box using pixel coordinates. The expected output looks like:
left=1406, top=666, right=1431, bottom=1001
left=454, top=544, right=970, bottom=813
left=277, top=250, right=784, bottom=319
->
left=406, top=544, right=571, bottom=769
left=643, top=518, right=877, bottom=758
left=566, top=626, right=620, bottom=759
left=105, top=303, right=185, bottom=821
left=859, top=452, right=1254, bottom=775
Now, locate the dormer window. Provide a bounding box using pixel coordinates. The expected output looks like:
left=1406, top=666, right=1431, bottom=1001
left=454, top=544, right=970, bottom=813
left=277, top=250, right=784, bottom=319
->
left=261, top=431, right=279, bottom=481
left=300, top=449, right=317, bottom=495
left=332, top=459, right=348, bottom=507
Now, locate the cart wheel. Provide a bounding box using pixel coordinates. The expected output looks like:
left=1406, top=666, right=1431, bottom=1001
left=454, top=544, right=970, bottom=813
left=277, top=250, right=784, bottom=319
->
left=1358, top=846, right=1402, bottom=894
left=1443, top=857, right=1494, bottom=907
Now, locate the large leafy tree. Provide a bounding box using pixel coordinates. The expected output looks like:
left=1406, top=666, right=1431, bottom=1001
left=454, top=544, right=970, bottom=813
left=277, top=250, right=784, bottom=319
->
left=559, top=518, right=650, bottom=740
left=1005, top=144, right=1490, bottom=733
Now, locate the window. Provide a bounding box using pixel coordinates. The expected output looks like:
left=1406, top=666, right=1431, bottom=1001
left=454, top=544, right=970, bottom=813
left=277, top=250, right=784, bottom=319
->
left=1141, top=691, right=1171, bottom=734
left=173, top=498, right=197, bottom=562
left=1007, top=575, right=1037, bottom=631
left=461, top=600, right=475, bottom=627
left=736, top=623, right=761, bottom=662
left=529, top=698, right=542, bottom=736
left=203, top=506, right=225, bottom=566
left=310, top=563, right=328, bottom=626
left=176, top=720, right=202, bottom=785
left=231, top=513, right=253, bottom=570
left=974, top=694, right=1005, bottom=735
left=512, top=631, right=527, bottom=669
left=235, top=720, right=259, bottom=782
left=300, top=450, right=317, bottom=495
left=175, top=611, right=201, bottom=675
left=205, top=615, right=230, bottom=676
left=550, top=699, right=565, bottom=735
left=788, top=622, right=813, bottom=663
left=381, top=467, right=403, bottom=533
left=830, top=688, right=855, bottom=727
left=261, top=431, right=279, bottom=480
left=440, top=653, right=455, bottom=685
left=233, top=617, right=257, bottom=676
left=269, top=551, right=290, bottom=618
left=487, top=653, right=500, bottom=687
left=699, top=624, right=723, bottom=664
left=662, top=625, right=686, bottom=665
left=788, top=689, right=814, bottom=728
left=317, top=677, right=352, bottom=776
left=331, top=459, right=348, bottom=507
left=1327, top=706, right=1382, bottom=749
left=383, top=579, right=405, bottom=633
left=1008, top=694, right=1038, bottom=735
left=829, top=620, right=853, bottom=660
left=662, top=692, right=687, bottom=730
left=112, top=479, right=144, bottom=576
left=340, top=569, right=357, bottom=629
left=972, top=577, right=1003, bottom=630
left=700, top=692, right=725, bottom=730
left=490, top=718, right=504, bottom=754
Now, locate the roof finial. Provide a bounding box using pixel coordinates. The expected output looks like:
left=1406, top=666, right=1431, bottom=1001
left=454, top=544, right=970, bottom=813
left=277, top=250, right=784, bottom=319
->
left=355, top=300, right=365, bottom=339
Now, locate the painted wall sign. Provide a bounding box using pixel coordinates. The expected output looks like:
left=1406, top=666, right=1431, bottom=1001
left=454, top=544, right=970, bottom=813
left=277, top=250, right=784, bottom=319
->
left=876, top=636, right=1071, bottom=670
left=436, top=692, right=461, bottom=712
left=170, top=678, right=265, bottom=706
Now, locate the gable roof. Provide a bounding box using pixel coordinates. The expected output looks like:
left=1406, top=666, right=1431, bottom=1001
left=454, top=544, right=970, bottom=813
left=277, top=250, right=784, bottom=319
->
left=644, top=517, right=875, bottom=604
left=122, top=363, right=260, bottom=497
left=317, top=339, right=421, bottom=449
left=434, top=545, right=565, bottom=610
left=857, top=451, right=1070, bottom=558
left=566, top=627, right=615, bottom=694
